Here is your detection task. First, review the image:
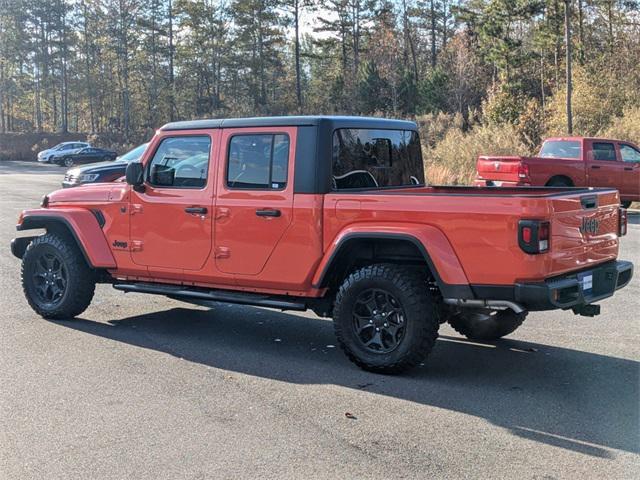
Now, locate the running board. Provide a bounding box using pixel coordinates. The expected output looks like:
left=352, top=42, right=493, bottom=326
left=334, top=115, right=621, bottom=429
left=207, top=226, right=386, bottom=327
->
left=113, top=282, right=307, bottom=311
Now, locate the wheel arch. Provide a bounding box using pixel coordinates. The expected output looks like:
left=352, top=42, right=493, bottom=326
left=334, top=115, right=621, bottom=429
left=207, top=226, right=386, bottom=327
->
left=312, top=230, right=473, bottom=299
left=545, top=174, right=574, bottom=187
left=16, top=209, right=116, bottom=268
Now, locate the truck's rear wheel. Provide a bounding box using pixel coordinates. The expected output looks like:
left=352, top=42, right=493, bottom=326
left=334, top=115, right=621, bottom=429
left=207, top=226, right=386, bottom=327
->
left=21, top=232, right=96, bottom=319
left=333, top=264, right=440, bottom=374
left=448, top=309, right=526, bottom=341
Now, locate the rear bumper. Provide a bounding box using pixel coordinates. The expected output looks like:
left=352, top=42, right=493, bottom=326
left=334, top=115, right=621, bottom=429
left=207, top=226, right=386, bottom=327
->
left=514, top=260, right=633, bottom=310
left=473, top=178, right=531, bottom=187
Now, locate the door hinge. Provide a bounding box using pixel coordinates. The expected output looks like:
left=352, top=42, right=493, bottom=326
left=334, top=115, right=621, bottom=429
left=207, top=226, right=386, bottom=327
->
left=214, top=246, right=230, bottom=259
left=130, top=240, right=143, bottom=252
left=130, top=204, right=143, bottom=215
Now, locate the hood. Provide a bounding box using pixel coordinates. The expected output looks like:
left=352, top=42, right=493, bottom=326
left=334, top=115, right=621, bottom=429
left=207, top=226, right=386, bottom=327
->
left=47, top=182, right=128, bottom=204
left=67, top=160, right=127, bottom=175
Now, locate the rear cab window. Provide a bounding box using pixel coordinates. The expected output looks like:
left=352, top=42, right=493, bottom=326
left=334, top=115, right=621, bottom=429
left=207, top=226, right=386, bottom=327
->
left=332, top=129, right=424, bottom=190
left=592, top=142, right=617, bottom=161
left=538, top=140, right=581, bottom=159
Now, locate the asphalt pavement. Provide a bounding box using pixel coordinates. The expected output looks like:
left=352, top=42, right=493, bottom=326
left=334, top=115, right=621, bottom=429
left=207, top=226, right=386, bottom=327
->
left=1, top=161, right=638, bottom=479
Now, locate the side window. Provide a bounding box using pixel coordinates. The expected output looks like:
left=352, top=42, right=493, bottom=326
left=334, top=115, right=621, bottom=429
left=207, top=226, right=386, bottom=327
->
left=147, top=136, right=211, bottom=188
left=620, top=144, right=640, bottom=163
left=592, top=142, right=616, bottom=161
left=226, top=134, right=289, bottom=189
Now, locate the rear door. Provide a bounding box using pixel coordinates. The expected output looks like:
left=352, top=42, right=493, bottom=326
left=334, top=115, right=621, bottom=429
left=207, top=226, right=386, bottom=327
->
left=214, top=127, right=296, bottom=276
left=585, top=140, right=623, bottom=190
left=618, top=143, right=640, bottom=200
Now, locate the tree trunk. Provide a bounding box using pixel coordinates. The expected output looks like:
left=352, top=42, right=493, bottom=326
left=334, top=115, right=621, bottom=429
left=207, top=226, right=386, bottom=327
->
left=430, top=0, right=437, bottom=68
left=577, top=0, right=584, bottom=64
left=294, top=0, right=302, bottom=109
left=168, top=0, right=176, bottom=120
left=564, top=0, right=573, bottom=134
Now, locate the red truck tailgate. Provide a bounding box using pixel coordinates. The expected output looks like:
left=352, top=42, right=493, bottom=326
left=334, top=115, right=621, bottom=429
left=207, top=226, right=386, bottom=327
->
left=476, top=156, right=528, bottom=183
left=547, top=191, right=619, bottom=276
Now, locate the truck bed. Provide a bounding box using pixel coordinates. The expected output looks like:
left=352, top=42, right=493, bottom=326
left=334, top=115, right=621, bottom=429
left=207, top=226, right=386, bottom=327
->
left=325, top=186, right=621, bottom=285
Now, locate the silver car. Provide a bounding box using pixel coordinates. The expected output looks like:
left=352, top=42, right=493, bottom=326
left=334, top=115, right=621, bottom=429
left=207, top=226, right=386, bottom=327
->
left=37, top=142, right=90, bottom=163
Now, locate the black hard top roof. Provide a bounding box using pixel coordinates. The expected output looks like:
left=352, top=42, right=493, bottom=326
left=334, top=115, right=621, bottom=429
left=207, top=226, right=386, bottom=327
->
left=160, top=115, right=417, bottom=132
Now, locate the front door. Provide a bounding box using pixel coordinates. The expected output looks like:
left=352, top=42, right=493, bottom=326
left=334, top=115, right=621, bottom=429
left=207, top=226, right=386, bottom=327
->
left=619, top=143, right=640, bottom=200
left=585, top=140, right=623, bottom=190
left=214, top=127, right=296, bottom=276
left=130, top=132, right=217, bottom=272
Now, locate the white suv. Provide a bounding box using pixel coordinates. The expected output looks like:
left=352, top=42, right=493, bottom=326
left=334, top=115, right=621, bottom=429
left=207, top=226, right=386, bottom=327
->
left=37, top=142, right=90, bottom=163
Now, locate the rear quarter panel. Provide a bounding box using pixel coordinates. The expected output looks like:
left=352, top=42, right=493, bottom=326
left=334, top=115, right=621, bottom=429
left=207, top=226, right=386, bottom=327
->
left=525, top=156, right=586, bottom=186
left=322, top=188, right=620, bottom=286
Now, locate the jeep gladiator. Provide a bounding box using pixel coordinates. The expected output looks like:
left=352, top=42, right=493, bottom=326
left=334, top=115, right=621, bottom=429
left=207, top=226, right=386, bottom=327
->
left=11, top=116, right=634, bottom=373
left=475, top=136, right=640, bottom=208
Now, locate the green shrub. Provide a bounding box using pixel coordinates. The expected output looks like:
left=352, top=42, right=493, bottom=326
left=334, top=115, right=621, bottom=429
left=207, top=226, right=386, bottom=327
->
left=599, top=106, right=640, bottom=144
left=424, top=122, right=531, bottom=185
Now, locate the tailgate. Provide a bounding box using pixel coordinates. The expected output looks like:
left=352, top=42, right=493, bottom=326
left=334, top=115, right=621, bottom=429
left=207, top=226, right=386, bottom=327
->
left=548, top=190, right=620, bottom=276
left=476, top=156, right=524, bottom=182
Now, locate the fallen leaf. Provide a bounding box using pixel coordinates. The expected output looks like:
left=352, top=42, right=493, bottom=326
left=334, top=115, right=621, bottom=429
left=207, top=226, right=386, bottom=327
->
left=345, top=412, right=357, bottom=420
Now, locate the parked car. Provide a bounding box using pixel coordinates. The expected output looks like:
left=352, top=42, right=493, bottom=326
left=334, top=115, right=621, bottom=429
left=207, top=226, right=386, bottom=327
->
left=62, top=143, right=149, bottom=188
left=37, top=142, right=90, bottom=163
left=11, top=116, right=633, bottom=374
left=474, top=136, right=640, bottom=208
left=55, top=146, right=117, bottom=167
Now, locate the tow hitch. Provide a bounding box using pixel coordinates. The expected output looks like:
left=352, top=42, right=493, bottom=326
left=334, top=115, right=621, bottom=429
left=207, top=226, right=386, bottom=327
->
left=572, top=304, right=601, bottom=317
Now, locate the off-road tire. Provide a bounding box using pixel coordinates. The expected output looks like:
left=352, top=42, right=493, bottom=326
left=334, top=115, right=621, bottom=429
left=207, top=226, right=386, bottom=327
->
left=448, top=309, right=527, bottom=341
left=21, top=232, right=96, bottom=319
left=333, top=264, right=440, bottom=374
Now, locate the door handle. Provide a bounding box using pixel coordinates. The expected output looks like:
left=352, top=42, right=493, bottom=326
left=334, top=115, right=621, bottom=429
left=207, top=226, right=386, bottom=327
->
left=624, top=167, right=633, bottom=171
left=185, top=207, right=208, bottom=214
left=591, top=165, right=601, bottom=169
left=256, top=209, right=281, bottom=217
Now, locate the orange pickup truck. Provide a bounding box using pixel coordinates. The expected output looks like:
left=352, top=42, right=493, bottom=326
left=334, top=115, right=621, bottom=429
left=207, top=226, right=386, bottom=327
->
left=11, top=117, right=633, bottom=374
left=475, top=137, right=640, bottom=208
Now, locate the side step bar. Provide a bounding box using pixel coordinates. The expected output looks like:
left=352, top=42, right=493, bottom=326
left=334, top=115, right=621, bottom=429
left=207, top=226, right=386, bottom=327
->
left=113, top=282, right=307, bottom=311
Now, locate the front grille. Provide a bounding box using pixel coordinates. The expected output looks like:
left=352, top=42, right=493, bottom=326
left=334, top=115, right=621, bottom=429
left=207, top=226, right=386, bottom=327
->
left=64, top=174, right=77, bottom=182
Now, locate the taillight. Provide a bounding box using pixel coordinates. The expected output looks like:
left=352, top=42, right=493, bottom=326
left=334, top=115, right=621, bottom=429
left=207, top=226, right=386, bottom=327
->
left=518, top=163, right=530, bottom=179
left=518, top=220, right=550, bottom=254
left=619, top=207, right=628, bottom=237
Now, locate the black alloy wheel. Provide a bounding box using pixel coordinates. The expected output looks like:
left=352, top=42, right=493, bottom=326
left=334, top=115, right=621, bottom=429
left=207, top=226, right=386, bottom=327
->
left=352, top=288, right=406, bottom=354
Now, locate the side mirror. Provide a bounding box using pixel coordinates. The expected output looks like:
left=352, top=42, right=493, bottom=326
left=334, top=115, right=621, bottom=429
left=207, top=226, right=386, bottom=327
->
left=125, top=161, right=144, bottom=187
left=150, top=164, right=175, bottom=187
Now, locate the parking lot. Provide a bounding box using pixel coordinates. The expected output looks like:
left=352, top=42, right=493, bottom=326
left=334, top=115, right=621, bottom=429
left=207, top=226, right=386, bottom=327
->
left=0, top=160, right=638, bottom=479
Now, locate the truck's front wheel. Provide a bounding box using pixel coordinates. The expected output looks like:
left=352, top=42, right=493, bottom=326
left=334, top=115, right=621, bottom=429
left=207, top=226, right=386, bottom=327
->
left=21, top=232, right=96, bottom=319
left=333, top=264, right=440, bottom=374
left=448, top=309, right=526, bottom=341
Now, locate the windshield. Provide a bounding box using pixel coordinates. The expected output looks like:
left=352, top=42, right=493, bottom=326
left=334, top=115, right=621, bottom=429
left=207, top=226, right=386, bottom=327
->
left=539, top=140, right=581, bottom=159
left=119, top=143, right=149, bottom=162
left=332, top=129, right=424, bottom=190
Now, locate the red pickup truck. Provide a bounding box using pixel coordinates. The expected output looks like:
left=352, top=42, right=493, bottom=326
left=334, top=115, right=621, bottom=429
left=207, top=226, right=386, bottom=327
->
left=11, top=117, right=633, bottom=374
left=475, top=137, right=640, bottom=208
